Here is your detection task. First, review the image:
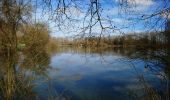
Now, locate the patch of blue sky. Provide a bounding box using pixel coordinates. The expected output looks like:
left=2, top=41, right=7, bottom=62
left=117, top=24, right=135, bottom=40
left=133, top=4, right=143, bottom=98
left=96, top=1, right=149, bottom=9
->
left=32, top=0, right=169, bottom=37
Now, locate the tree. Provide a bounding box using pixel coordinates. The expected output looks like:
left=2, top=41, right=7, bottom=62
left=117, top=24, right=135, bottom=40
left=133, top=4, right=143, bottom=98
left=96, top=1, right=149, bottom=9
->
left=36, top=0, right=169, bottom=36
left=22, top=22, right=50, bottom=53
left=0, top=0, right=32, bottom=55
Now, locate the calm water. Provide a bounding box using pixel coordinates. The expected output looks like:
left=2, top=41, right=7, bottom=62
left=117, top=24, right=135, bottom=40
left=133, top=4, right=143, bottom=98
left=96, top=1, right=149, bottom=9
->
left=30, top=47, right=168, bottom=100
left=0, top=47, right=169, bottom=100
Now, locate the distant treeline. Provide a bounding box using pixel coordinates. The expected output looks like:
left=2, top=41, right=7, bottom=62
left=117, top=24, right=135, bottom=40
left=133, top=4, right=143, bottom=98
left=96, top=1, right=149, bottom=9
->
left=57, top=31, right=169, bottom=48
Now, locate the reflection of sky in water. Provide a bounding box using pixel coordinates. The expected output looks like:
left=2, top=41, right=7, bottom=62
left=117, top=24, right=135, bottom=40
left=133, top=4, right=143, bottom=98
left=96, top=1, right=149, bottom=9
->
left=34, top=52, right=166, bottom=100
left=49, top=53, right=131, bottom=76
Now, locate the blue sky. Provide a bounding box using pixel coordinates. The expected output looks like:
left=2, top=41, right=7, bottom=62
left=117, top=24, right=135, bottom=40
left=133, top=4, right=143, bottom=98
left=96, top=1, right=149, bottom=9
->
left=34, top=0, right=170, bottom=37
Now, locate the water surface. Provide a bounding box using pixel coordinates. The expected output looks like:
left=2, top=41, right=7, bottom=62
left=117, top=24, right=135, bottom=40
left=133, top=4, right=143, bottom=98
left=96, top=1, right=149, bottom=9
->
left=0, top=47, right=168, bottom=100
left=31, top=47, right=168, bottom=100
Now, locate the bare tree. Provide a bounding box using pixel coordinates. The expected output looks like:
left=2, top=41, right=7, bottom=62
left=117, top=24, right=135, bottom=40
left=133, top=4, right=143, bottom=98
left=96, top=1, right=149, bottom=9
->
left=0, top=0, right=32, bottom=55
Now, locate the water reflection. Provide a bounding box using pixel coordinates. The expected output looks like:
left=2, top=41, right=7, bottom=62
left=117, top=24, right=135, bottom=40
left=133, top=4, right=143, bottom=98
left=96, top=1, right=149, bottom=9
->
left=0, top=47, right=169, bottom=100
left=47, top=47, right=169, bottom=100
left=0, top=53, right=36, bottom=99
left=0, top=49, right=50, bottom=99
left=21, top=50, right=50, bottom=75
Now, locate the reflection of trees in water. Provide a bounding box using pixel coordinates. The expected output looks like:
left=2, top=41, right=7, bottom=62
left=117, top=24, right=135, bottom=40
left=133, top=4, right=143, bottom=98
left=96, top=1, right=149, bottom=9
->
left=0, top=53, right=36, bottom=99
left=120, top=48, right=170, bottom=100
left=52, top=46, right=169, bottom=73
left=55, top=46, right=170, bottom=99
left=20, top=50, right=50, bottom=75
left=115, top=47, right=169, bottom=99
left=0, top=45, right=169, bottom=99
left=0, top=48, right=50, bottom=99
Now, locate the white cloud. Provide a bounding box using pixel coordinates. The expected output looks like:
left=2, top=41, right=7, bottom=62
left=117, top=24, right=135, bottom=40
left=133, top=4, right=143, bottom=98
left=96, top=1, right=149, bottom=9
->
left=115, top=0, right=154, bottom=6
left=115, top=0, right=154, bottom=12
left=127, top=0, right=154, bottom=6
left=129, top=0, right=154, bottom=12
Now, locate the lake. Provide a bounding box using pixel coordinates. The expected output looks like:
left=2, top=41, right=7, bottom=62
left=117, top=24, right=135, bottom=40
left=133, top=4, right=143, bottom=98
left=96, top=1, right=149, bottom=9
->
left=0, top=47, right=169, bottom=100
